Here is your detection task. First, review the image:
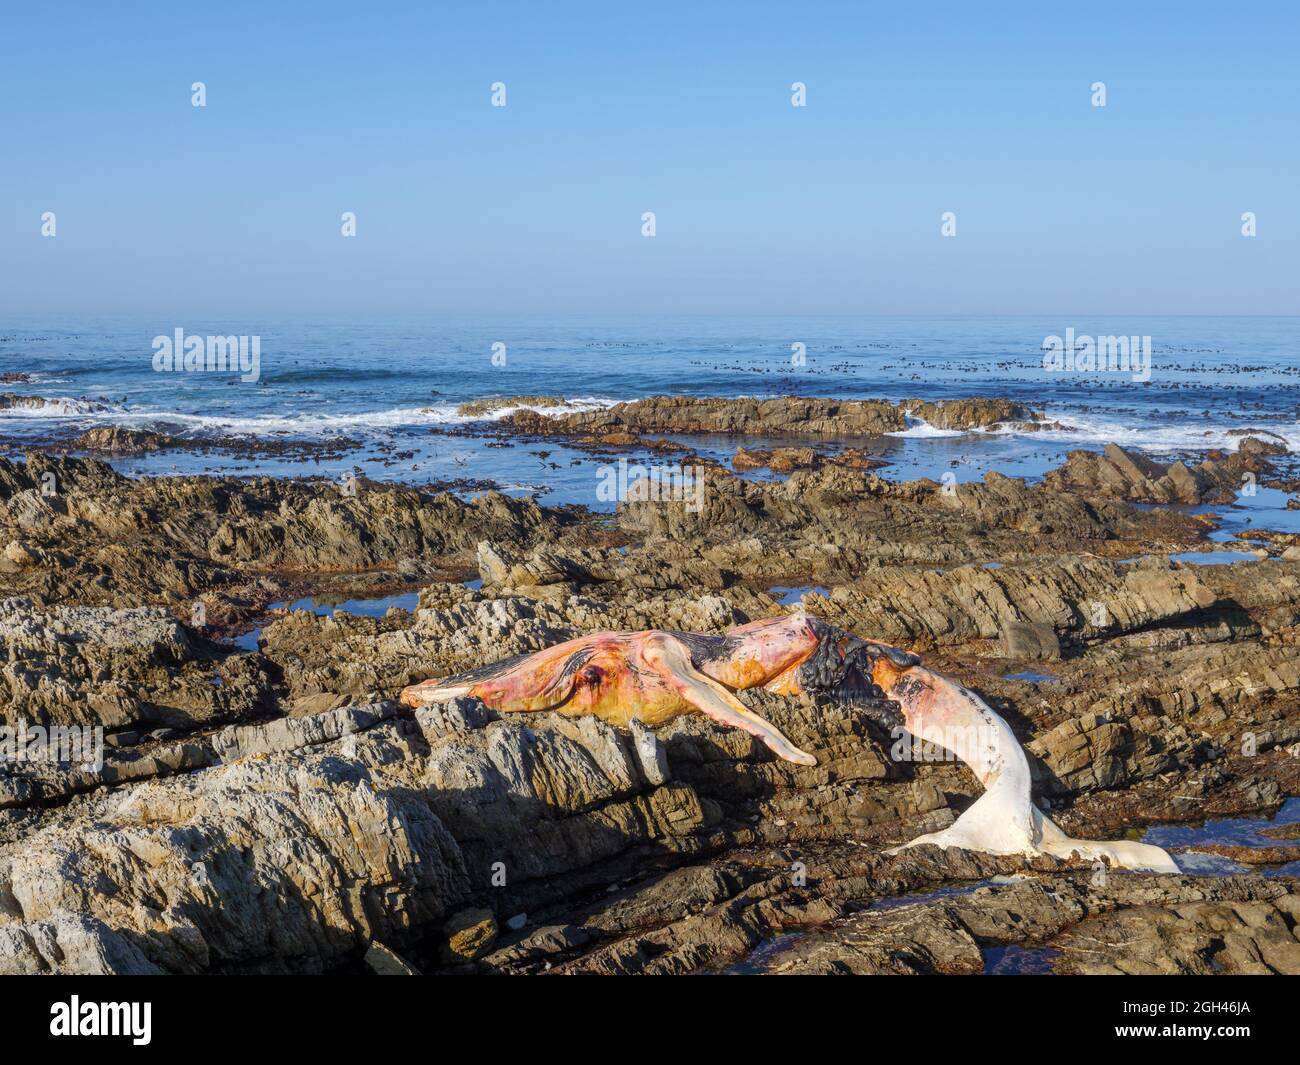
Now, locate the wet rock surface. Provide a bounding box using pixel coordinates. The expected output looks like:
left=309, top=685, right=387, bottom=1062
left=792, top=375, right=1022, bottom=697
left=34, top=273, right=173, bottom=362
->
left=901, top=397, right=1039, bottom=431
left=502, top=394, right=1043, bottom=441
left=2, top=421, right=1299, bottom=975
left=506, top=395, right=909, bottom=437
left=0, top=452, right=586, bottom=630
left=737, top=867, right=1300, bottom=975
left=1043, top=441, right=1279, bottom=504
left=72, top=427, right=182, bottom=454
left=457, top=395, right=566, bottom=417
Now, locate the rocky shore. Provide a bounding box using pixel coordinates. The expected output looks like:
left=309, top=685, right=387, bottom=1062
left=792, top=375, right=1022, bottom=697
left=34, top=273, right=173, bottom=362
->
left=2, top=395, right=1299, bottom=975
left=503, top=394, right=1040, bottom=441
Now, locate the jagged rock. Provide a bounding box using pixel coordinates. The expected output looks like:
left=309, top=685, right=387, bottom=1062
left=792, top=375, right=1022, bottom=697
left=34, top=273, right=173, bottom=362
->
left=0, top=393, right=107, bottom=413
left=748, top=868, right=1300, bottom=976
left=457, top=395, right=566, bottom=417
left=617, top=463, right=1208, bottom=567
left=1001, top=620, right=1061, bottom=660
left=1044, top=442, right=1272, bottom=505
left=733, top=446, right=820, bottom=472
left=801, top=555, right=1218, bottom=651
left=1029, top=714, right=1138, bottom=791
left=630, top=719, right=671, bottom=785
left=732, top=446, right=770, bottom=471
left=72, top=427, right=181, bottom=454
left=0, top=453, right=582, bottom=623
left=442, top=909, right=498, bottom=962
left=1178, top=843, right=1300, bottom=864
left=0, top=724, right=471, bottom=974
left=768, top=447, right=818, bottom=471
left=1, top=432, right=1299, bottom=977
left=364, top=941, right=421, bottom=974
left=903, top=398, right=1038, bottom=430
left=0, top=597, right=273, bottom=733
left=1233, top=433, right=1289, bottom=456
left=0, top=914, right=163, bottom=975
left=1056, top=895, right=1300, bottom=975
left=508, top=395, right=907, bottom=437
left=506, top=395, right=1042, bottom=439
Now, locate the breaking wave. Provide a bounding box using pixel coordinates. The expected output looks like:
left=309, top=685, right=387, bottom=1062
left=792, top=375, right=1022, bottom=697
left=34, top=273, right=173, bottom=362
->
left=986, top=412, right=1300, bottom=454
left=0, top=394, right=618, bottom=436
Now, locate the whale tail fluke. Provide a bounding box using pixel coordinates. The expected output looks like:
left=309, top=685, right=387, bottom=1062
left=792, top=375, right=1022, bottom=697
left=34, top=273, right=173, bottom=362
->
left=1031, top=808, right=1180, bottom=874
left=887, top=784, right=1178, bottom=874
left=874, top=657, right=1178, bottom=875
left=886, top=771, right=1036, bottom=858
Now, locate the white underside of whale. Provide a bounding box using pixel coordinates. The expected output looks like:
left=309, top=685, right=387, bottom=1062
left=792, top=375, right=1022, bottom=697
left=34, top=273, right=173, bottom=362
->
left=886, top=672, right=1178, bottom=874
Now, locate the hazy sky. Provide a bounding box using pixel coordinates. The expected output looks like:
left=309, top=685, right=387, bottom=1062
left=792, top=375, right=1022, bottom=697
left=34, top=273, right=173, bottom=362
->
left=2, top=1, right=1296, bottom=316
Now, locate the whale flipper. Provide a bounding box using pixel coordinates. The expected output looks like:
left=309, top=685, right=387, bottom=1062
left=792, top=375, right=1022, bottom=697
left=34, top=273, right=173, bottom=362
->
left=643, top=634, right=818, bottom=766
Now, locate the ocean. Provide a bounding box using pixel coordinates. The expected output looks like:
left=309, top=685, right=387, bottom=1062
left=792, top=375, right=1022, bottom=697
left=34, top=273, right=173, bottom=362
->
left=3, top=315, right=1298, bottom=525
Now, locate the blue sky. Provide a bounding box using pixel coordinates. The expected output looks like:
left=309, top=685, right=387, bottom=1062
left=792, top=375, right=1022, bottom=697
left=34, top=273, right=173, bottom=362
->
left=1, top=1, right=1296, bottom=316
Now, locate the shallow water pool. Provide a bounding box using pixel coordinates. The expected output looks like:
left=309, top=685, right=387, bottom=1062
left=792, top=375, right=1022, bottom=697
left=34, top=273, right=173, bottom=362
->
left=1142, top=797, right=1300, bottom=877
left=230, top=590, right=421, bottom=651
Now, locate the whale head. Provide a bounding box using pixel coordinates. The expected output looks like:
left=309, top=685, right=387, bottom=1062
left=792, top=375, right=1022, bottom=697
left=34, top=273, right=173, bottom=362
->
left=794, top=617, right=919, bottom=729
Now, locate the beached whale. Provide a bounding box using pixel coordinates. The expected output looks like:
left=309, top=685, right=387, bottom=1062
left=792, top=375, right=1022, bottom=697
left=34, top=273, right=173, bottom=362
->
left=400, top=613, right=1177, bottom=873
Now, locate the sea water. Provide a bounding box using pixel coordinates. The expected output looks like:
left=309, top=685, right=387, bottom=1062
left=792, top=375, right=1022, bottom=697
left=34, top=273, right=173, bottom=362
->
left=3, top=314, right=1297, bottom=510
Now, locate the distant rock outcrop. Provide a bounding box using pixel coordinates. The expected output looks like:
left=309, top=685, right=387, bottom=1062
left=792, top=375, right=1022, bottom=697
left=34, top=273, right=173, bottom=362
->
left=1042, top=441, right=1274, bottom=504
left=73, top=426, right=180, bottom=454
left=505, top=395, right=1044, bottom=439
left=508, top=395, right=907, bottom=437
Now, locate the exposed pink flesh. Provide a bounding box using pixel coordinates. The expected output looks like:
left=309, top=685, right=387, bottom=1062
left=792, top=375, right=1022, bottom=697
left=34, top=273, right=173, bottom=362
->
left=397, top=614, right=1180, bottom=871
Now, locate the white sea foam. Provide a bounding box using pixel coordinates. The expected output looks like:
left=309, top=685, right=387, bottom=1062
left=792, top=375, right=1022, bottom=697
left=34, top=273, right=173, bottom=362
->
left=0, top=395, right=619, bottom=436
left=0, top=396, right=113, bottom=417
left=5, top=390, right=1296, bottom=457
left=987, top=412, right=1300, bottom=453
left=882, top=408, right=1300, bottom=453
left=886, top=416, right=965, bottom=439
